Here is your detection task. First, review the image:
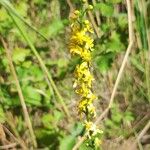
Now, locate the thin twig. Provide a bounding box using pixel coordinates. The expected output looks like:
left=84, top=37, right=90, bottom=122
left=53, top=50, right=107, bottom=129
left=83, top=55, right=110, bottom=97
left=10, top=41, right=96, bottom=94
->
left=72, top=0, right=134, bottom=149
left=92, top=0, right=101, bottom=26
left=1, top=1, right=71, bottom=120
left=66, top=0, right=74, bottom=12
left=131, top=121, right=150, bottom=149
left=3, top=124, right=27, bottom=149
left=87, top=12, right=100, bottom=38
left=137, top=121, right=150, bottom=142
left=85, top=1, right=100, bottom=38
left=7, top=11, right=71, bottom=120
left=96, top=0, right=134, bottom=124
left=1, top=37, right=37, bottom=148
left=0, top=143, right=17, bottom=149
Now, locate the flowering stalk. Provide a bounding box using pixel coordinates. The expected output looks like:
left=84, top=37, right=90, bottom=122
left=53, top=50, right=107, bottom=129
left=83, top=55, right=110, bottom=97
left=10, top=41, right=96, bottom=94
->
left=69, top=1, right=102, bottom=147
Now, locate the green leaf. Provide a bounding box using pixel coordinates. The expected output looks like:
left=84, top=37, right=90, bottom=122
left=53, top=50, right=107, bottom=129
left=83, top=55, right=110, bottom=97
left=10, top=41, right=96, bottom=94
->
left=109, top=0, right=122, bottom=4
left=22, top=61, right=32, bottom=68
left=0, top=107, right=5, bottom=123
left=42, top=114, right=54, bottom=129
left=35, top=128, right=60, bottom=148
left=95, top=3, right=114, bottom=17
left=111, top=113, right=122, bottom=124
left=59, top=135, right=76, bottom=150
left=34, top=0, right=46, bottom=5
left=53, top=110, right=64, bottom=124
left=106, top=31, right=125, bottom=53
left=96, top=53, right=114, bottom=73
left=0, top=8, right=8, bottom=21
left=14, top=1, right=28, bottom=17
left=124, top=111, right=134, bottom=122
left=105, top=119, right=115, bottom=127
left=12, top=47, right=30, bottom=64
left=30, top=65, right=44, bottom=81
left=23, top=86, right=41, bottom=106
left=71, top=122, right=83, bottom=137
left=118, top=14, right=128, bottom=29
left=131, top=56, right=144, bottom=72
left=40, top=19, right=64, bottom=38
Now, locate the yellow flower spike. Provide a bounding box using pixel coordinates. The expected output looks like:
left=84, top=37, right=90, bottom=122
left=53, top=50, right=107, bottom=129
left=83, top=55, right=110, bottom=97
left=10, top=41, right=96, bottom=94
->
left=68, top=4, right=103, bottom=144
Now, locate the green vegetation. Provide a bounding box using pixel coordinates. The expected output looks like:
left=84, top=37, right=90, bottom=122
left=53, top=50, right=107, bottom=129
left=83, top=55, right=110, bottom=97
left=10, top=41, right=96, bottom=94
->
left=0, top=0, right=150, bottom=149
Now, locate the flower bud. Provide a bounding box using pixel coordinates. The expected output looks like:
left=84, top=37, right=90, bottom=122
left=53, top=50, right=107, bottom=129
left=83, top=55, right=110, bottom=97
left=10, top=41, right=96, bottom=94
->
left=82, top=0, right=87, bottom=3
left=88, top=5, right=93, bottom=10
left=74, top=10, right=80, bottom=15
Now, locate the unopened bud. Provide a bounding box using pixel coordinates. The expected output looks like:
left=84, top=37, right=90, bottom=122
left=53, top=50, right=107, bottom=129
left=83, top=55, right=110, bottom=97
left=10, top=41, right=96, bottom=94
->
left=84, top=20, right=89, bottom=25
left=88, top=5, right=93, bottom=10
left=74, top=10, right=80, bottom=15
left=82, top=0, right=87, bottom=3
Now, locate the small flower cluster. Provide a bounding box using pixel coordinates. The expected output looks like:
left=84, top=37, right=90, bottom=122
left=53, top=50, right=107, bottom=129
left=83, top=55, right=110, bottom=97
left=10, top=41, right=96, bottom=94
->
left=69, top=8, right=96, bottom=118
left=69, top=2, right=103, bottom=144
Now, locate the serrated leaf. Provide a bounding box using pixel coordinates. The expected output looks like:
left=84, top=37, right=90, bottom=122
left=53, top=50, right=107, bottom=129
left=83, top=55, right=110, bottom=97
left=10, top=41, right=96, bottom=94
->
left=95, top=3, right=114, bottom=17
left=12, top=47, right=30, bottom=64
left=118, top=14, right=128, bottom=29
left=15, top=2, right=28, bottom=17
left=96, top=53, right=114, bottom=72
left=40, top=19, right=64, bottom=38
left=59, top=135, right=76, bottom=150
left=23, top=86, right=41, bottom=106
left=42, top=114, right=54, bottom=129
left=106, top=31, right=125, bottom=52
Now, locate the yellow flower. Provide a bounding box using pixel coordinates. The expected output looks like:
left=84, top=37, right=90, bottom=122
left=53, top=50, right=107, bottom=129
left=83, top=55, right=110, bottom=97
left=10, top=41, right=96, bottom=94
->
left=70, top=30, right=86, bottom=45
left=84, top=121, right=103, bottom=138
left=69, top=43, right=83, bottom=55
left=75, top=83, right=90, bottom=97
left=87, top=103, right=96, bottom=117
left=87, top=92, right=97, bottom=101
left=74, top=62, right=88, bottom=79
left=69, top=6, right=102, bottom=143
left=74, top=10, right=80, bottom=15
left=78, top=98, right=88, bottom=112
left=74, top=62, right=94, bottom=86
left=84, top=20, right=94, bottom=33
left=94, top=137, right=102, bottom=147
left=84, top=36, right=94, bottom=50
left=81, top=49, right=91, bottom=62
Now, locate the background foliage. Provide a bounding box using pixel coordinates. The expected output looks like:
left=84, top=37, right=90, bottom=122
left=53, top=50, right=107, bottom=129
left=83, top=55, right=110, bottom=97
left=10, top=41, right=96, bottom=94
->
left=0, top=0, right=150, bottom=149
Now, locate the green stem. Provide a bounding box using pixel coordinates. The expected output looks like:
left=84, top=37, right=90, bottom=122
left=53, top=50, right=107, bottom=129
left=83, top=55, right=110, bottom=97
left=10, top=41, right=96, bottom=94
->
left=7, top=11, right=71, bottom=119
left=0, top=0, right=48, bottom=41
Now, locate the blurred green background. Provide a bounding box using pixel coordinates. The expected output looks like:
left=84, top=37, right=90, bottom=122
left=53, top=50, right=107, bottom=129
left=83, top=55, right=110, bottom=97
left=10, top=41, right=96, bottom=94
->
left=0, top=0, right=150, bottom=149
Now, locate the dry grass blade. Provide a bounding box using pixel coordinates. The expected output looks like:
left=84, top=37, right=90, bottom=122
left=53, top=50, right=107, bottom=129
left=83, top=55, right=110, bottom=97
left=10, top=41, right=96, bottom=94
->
left=2, top=124, right=27, bottom=149
left=0, top=143, right=17, bottom=149
left=0, top=37, right=37, bottom=148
